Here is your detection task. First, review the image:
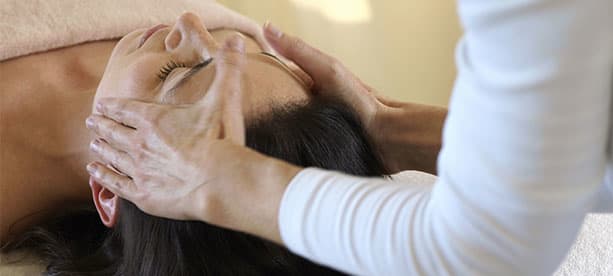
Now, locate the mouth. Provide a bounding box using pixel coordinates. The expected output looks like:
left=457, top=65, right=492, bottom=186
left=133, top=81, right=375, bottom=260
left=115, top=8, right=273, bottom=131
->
left=138, top=24, right=168, bottom=48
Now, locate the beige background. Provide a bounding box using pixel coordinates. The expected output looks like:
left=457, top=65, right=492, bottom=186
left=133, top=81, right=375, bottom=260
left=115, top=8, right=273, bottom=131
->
left=218, top=0, right=462, bottom=107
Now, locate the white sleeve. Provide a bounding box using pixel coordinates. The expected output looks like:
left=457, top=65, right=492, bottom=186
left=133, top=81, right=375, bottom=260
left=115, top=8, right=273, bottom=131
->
left=278, top=1, right=613, bottom=275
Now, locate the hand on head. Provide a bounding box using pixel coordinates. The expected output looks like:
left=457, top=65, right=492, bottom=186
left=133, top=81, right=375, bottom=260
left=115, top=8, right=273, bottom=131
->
left=262, top=22, right=395, bottom=134
left=261, top=23, right=446, bottom=174
left=85, top=24, right=405, bottom=243
left=86, top=36, right=297, bottom=243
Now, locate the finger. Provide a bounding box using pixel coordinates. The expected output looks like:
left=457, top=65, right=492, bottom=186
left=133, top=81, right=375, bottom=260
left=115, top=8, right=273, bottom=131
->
left=90, top=139, right=136, bottom=176
left=95, top=98, right=158, bottom=129
left=87, top=162, right=136, bottom=200
left=86, top=115, right=135, bottom=151
left=203, top=35, right=247, bottom=144
left=263, top=22, right=342, bottom=89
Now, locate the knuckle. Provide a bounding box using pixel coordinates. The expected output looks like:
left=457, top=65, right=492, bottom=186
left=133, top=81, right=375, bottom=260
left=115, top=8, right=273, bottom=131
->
left=120, top=179, right=137, bottom=199
left=134, top=150, right=147, bottom=162
left=143, top=106, right=157, bottom=119
left=329, top=59, right=346, bottom=79
left=100, top=98, right=117, bottom=111
left=113, top=109, right=127, bottom=121
left=222, top=52, right=240, bottom=64
left=133, top=172, right=147, bottom=183
left=145, top=108, right=166, bottom=127
left=220, top=55, right=244, bottom=71
left=110, top=153, right=121, bottom=168
left=113, top=179, right=124, bottom=189
left=319, top=59, right=347, bottom=88
left=289, top=36, right=307, bottom=53
left=118, top=153, right=130, bottom=168
left=135, top=141, right=148, bottom=152
left=105, top=107, right=118, bottom=118
left=107, top=123, right=120, bottom=139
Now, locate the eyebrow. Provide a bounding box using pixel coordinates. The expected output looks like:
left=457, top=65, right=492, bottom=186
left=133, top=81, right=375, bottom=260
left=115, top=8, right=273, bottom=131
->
left=166, top=58, right=213, bottom=95
left=166, top=52, right=290, bottom=95
left=260, top=51, right=285, bottom=63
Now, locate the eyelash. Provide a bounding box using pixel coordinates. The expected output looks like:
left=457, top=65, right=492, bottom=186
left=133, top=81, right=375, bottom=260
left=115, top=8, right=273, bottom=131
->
left=156, top=53, right=278, bottom=82
left=157, top=60, right=187, bottom=81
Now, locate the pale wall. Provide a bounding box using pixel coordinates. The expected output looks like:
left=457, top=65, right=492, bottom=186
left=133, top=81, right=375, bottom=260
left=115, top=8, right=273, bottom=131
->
left=218, top=0, right=462, bottom=106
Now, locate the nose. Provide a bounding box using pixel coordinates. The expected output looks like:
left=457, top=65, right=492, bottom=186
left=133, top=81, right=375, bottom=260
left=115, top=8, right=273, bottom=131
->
left=165, top=12, right=218, bottom=59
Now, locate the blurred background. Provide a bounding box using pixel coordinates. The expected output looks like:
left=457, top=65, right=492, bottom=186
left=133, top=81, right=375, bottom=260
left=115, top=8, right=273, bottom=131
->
left=218, top=0, right=462, bottom=107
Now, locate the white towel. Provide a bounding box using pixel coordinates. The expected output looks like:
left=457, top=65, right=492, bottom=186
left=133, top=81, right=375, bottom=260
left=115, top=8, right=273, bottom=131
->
left=0, top=0, right=270, bottom=61
left=555, top=214, right=613, bottom=275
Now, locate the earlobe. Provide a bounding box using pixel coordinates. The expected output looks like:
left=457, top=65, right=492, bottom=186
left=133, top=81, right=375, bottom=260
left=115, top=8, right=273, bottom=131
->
left=89, top=177, right=119, bottom=228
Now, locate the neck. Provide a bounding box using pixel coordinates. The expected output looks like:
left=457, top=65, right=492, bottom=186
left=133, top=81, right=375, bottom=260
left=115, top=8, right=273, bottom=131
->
left=1, top=41, right=117, bottom=242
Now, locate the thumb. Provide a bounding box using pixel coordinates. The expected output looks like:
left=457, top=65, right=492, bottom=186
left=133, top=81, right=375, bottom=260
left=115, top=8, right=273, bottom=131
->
left=204, top=35, right=247, bottom=145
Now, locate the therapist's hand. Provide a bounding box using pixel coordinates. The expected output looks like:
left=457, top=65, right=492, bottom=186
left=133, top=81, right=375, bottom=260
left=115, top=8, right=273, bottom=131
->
left=263, top=23, right=446, bottom=174
left=85, top=36, right=300, bottom=243
left=263, top=22, right=390, bottom=134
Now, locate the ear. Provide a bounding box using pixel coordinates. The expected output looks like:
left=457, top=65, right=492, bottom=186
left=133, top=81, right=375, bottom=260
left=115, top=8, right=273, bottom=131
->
left=89, top=177, right=119, bottom=228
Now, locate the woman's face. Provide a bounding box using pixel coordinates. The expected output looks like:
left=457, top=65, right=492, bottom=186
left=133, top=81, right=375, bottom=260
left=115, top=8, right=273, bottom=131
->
left=95, top=12, right=311, bottom=117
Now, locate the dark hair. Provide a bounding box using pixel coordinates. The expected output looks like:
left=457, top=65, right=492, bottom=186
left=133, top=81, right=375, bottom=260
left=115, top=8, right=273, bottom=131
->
left=3, top=99, right=388, bottom=275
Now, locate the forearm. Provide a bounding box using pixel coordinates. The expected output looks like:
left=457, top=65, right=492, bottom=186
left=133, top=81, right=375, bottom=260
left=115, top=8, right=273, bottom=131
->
left=195, top=144, right=302, bottom=245
left=246, top=157, right=302, bottom=244
left=278, top=1, right=613, bottom=274
left=373, top=102, right=447, bottom=175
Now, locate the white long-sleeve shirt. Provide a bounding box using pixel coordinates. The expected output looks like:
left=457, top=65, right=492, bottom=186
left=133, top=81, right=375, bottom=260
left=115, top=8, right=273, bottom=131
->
left=278, top=1, right=613, bottom=275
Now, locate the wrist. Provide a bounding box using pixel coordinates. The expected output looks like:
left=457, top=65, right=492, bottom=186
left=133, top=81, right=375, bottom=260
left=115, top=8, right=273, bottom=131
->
left=369, top=104, right=403, bottom=171
left=370, top=102, right=447, bottom=174
left=192, top=143, right=301, bottom=245
left=246, top=153, right=302, bottom=244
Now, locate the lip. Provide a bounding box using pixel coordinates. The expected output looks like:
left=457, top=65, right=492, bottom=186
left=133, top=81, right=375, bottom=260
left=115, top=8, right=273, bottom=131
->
left=137, top=24, right=168, bottom=48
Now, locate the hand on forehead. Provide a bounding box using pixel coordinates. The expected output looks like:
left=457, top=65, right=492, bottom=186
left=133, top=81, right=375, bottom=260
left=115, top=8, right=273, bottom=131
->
left=94, top=15, right=310, bottom=117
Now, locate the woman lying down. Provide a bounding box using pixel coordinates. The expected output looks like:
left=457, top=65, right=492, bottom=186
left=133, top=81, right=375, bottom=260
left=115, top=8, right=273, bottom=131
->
left=1, top=2, right=443, bottom=275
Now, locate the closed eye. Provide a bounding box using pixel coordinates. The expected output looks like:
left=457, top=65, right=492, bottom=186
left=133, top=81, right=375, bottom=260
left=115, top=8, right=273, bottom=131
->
left=164, top=58, right=214, bottom=94
left=157, top=60, right=188, bottom=81
left=260, top=52, right=284, bottom=63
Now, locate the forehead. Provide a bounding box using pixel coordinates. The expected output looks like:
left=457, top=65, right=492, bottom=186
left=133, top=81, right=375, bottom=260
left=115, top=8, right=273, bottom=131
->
left=163, top=54, right=309, bottom=117
left=96, top=28, right=309, bottom=117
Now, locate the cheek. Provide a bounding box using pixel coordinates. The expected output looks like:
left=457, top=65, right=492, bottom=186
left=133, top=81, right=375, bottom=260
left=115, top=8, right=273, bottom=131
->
left=98, top=60, right=164, bottom=101
left=123, top=63, right=162, bottom=98
left=112, top=29, right=146, bottom=56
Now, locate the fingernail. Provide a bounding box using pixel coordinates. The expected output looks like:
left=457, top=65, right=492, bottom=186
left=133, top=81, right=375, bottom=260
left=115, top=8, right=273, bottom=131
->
left=96, top=103, right=104, bottom=113
left=226, top=35, right=245, bottom=52
left=264, top=21, right=283, bottom=40
left=86, top=163, right=98, bottom=175
left=86, top=117, right=95, bottom=129
left=90, top=140, right=100, bottom=152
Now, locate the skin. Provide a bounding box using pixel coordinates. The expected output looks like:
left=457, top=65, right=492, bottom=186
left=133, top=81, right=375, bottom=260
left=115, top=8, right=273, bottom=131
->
left=1, top=12, right=446, bottom=245
left=0, top=12, right=311, bottom=244
left=87, top=12, right=313, bottom=231
left=1, top=41, right=113, bottom=244
left=262, top=24, right=447, bottom=174
left=86, top=23, right=448, bottom=244
left=94, top=12, right=312, bottom=118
